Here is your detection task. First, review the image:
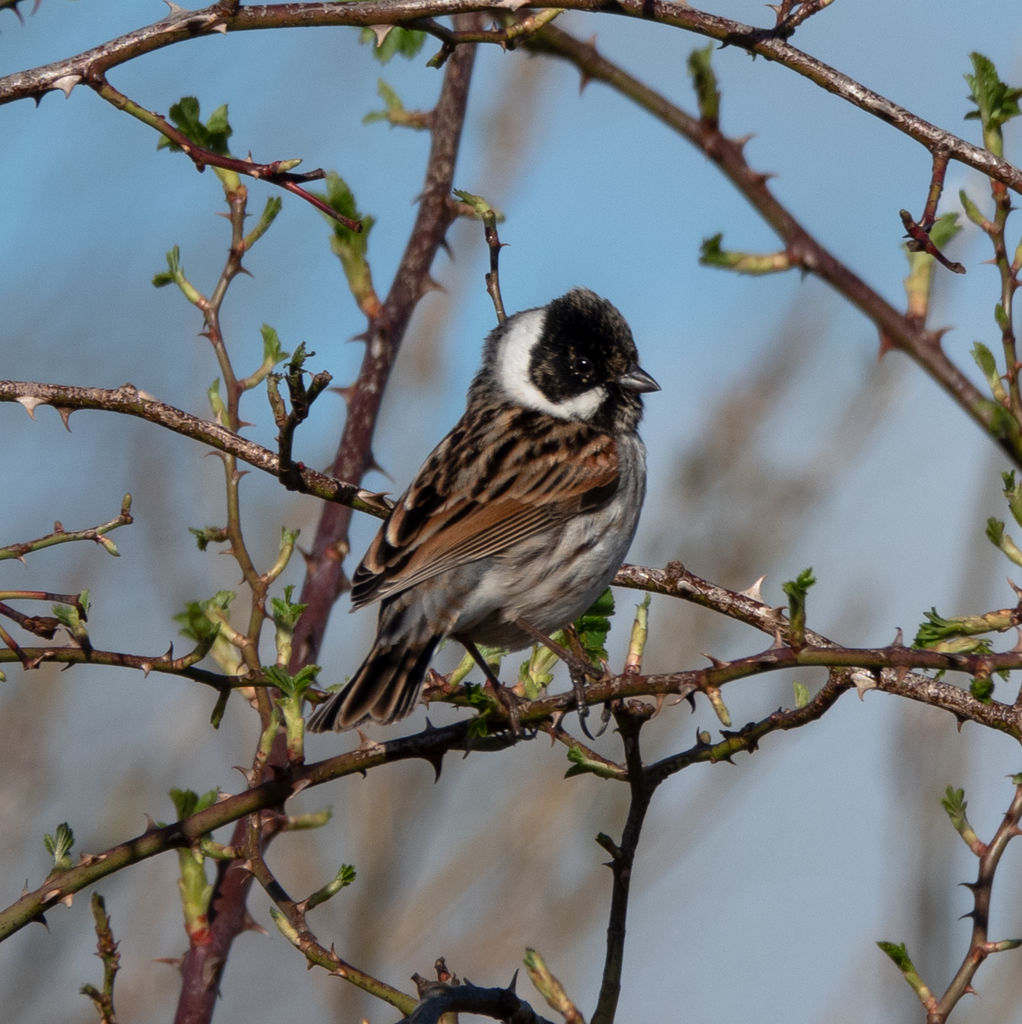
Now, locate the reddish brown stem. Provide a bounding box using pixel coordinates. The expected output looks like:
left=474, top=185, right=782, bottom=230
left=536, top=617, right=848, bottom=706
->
left=290, top=28, right=477, bottom=669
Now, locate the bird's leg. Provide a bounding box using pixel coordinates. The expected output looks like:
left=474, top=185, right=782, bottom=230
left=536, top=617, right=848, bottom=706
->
left=462, top=640, right=523, bottom=735
left=512, top=618, right=608, bottom=738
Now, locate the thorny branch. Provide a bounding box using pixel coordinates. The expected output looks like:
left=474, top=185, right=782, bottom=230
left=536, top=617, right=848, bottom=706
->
left=932, top=783, right=1022, bottom=1022
left=0, top=379, right=391, bottom=516
left=4, top=2, right=1020, bottom=194
left=91, top=76, right=359, bottom=229
left=4, top=557, right=1020, bottom=946
left=524, top=24, right=1022, bottom=468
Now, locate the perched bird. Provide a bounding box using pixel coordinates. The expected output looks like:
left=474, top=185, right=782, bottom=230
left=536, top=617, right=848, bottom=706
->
left=308, top=288, right=659, bottom=731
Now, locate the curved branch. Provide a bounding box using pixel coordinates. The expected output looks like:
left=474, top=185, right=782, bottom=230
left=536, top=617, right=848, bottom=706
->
left=2, top=2, right=1020, bottom=198
left=526, top=24, right=1022, bottom=467
left=0, top=379, right=391, bottom=516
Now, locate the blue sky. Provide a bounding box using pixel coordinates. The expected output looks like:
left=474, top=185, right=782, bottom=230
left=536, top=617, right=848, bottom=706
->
left=3, top=3, right=1022, bottom=1022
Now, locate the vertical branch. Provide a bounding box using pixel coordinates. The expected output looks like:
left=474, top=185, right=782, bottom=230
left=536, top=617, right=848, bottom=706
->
left=935, top=783, right=1022, bottom=1020
left=173, top=30, right=478, bottom=1024
left=291, top=29, right=478, bottom=670
left=592, top=705, right=657, bottom=1024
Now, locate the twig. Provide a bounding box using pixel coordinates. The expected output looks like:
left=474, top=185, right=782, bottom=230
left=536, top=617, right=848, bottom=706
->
left=80, top=893, right=121, bottom=1024
left=899, top=151, right=965, bottom=274
left=933, top=782, right=1022, bottom=1020
left=88, top=76, right=358, bottom=229
left=0, top=496, right=133, bottom=561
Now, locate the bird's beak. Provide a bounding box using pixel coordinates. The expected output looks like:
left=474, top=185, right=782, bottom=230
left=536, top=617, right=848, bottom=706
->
left=618, top=365, right=660, bottom=394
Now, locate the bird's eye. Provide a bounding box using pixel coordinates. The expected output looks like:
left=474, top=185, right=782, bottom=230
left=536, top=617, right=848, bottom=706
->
left=573, top=355, right=593, bottom=378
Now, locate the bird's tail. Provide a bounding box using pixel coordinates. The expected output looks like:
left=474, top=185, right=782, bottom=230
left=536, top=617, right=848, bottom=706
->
left=307, top=638, right=439, bottom=731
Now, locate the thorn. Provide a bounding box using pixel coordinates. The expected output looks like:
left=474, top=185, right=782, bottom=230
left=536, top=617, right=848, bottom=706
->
left=368, top=23, right=393, bottom=47
left=419, top=275, right=446, bottom=299
left=241, top=911, right=269, bottom=936
left=852, top=670, right=877, bottom=698
left=877, top=330, right=896, bottom=359
left=701, top=651, right=731, bottom=668
left=330, top=384, right=356, bottom=404
left=740, top=575, right=767, bottom=602
left=891, top=626, right=905, bottom=647
left=16, top=395, right=46, bottom=418
left=51, top=74, right=82, bottom=98
left=153, top=956, right=185, bottom=968
left=577, top=35, right=598, bottom=92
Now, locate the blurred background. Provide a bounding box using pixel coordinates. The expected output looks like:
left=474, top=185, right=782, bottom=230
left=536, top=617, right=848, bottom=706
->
left=2, top=2, right=1022, bottom=1021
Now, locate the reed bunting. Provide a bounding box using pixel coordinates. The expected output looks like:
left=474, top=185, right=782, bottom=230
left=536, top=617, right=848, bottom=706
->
left=308, top=288, right=659, bottom=731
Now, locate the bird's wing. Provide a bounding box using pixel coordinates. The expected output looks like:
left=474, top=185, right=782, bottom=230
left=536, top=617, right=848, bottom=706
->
left=350, top=416, right=619, bottom=608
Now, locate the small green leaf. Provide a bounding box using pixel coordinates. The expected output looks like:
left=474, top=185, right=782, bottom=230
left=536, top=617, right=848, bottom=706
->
left=158, top=96, right=233, bottom=156
left=964, top=52, right=1022, bottom=157
left=876, top=940, right=912, bottom=971
left=271, top=584, right=307, bottom=632
left=43, top=822, right=74, bottom=871
left=263, top=663, right=320, bottom=699
left=972, top=341, right=1005, bottom=399
left=970, top=675, right=995, bottom=702
left=1002, top=471, right=1022, bottom=526
left=782, top=568, right=815, bottom=645
left=687, top=44, right=720, bottom=124
left=958, top=189, right=987, bottom=227
left=359, top=26, right=426, bottom=64
left=304, top=864, right=357, bottom=912
left=318, top=172, right=376, bottom=306
left=175, top=591, right=235, bottom=645
left=575, top=588, right=614, bottom=664
left=260, top=324, right=287, bottom=366
left=964, top=53, right=1022, bottom=129
left=169, top=788, right=218, bottom=820
left=913, top=606, right=1006, bottom=652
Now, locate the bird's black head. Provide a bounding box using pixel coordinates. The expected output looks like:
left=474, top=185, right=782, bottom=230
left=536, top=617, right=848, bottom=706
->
left=481, top=288, right=659, bottom=433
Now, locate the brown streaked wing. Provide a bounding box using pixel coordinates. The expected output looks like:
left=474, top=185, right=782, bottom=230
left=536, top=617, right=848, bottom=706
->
left=351, top=426, right=620, bottom=608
